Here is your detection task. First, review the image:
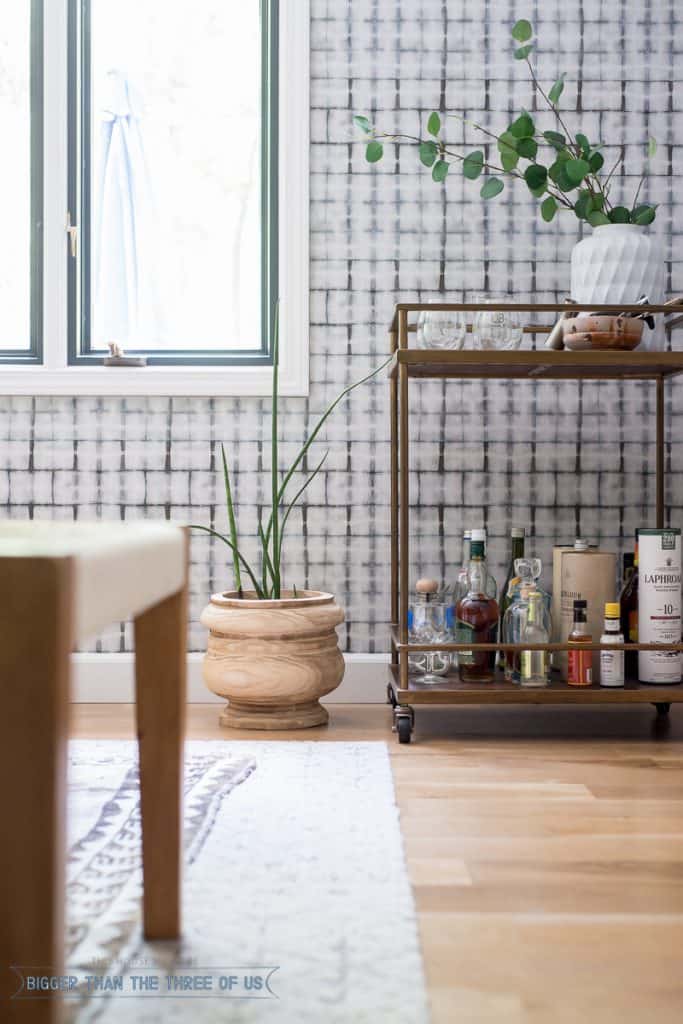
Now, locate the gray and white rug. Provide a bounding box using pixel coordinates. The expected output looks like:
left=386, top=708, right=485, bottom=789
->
left=62, top=740, right=429, bottom=1023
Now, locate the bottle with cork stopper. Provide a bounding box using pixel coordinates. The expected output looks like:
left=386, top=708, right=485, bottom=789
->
left=408, top=578, right=450, bottom=681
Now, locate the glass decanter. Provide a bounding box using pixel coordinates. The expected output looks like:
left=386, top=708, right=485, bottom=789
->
left=408, top=579, right=451, bottom=681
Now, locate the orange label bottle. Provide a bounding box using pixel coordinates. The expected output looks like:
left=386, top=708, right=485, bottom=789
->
left=568, top=598, right=593, bottom=686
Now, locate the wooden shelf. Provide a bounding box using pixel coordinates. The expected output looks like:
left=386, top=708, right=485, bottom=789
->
left=388, top=347, right=683, bottom=381
left=389, top=664, right=683, bottom=705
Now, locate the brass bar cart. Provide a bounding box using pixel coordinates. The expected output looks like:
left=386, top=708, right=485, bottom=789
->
left=387, top=301, right=683, bottom=743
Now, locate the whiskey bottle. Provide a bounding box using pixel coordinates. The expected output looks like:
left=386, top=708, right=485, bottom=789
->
left=456, top=529, right=499, bottom=682
left=619, top=539, right=638, bottom=679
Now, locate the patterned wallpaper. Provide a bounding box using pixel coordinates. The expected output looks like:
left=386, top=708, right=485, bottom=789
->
left=1, top=0, right=681, bottom=653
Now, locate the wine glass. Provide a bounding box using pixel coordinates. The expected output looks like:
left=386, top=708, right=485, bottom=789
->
left=419, top=310, right=466, bottom=350
left=471, top=295, right=523, bottom=350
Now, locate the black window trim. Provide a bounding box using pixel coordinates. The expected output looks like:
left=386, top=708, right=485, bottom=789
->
left=66, top=0, right=278, bottom=367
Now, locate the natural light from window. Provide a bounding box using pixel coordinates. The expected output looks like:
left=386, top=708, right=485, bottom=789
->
left=0, top=4, right=31, bottom=351
left=89, top=0, right=262, bottom=352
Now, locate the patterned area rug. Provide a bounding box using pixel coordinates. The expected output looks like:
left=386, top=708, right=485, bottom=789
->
left=63, top=740, right=429, bottom=1023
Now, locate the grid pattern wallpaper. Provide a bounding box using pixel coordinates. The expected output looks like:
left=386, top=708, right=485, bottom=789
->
left=1, top=0, right=682, bottom=653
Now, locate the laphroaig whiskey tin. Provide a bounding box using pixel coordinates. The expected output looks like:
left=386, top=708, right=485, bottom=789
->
left=637, top=528, right=682, bottom=684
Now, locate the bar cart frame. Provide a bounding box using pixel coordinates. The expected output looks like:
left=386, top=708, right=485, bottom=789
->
left=388, top=301, right=683, bottom=743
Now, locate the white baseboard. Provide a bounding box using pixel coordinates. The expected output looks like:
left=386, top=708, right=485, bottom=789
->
left=71, top=652, right=390, bottom=704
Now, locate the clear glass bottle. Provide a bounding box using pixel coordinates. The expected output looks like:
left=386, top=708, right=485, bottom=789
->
left=498, top=527, right=525, bottom=667
left=520, top=591, right=550, bottom=687
left=567, top=599, right=593, bottom=686
left=502, top=558, right=551, bottom=683
left=600, top=602, right=625, bottom=687
left=408, top=579, right=451, bottom=681
left=455, top=530, right=499, bottom=682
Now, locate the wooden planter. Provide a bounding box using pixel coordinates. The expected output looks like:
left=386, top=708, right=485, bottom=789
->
left=200, top=590, right=345, bottom=729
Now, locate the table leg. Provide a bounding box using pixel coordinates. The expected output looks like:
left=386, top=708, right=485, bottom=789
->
left=134, top=576, right=188, bottom=940
left=0, top=556, right=73, bottom=1024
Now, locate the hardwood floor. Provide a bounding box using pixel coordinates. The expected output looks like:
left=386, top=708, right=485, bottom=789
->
left=71, top=701, right=683, bottom=1023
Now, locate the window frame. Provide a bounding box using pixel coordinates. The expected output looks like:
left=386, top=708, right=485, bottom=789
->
left=0, top=0, right=309, bottom=396
left=0, top=0, right=44, bottom=366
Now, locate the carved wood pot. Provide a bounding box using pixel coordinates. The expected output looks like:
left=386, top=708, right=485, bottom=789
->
left=200, top=590, right=345, bottom=730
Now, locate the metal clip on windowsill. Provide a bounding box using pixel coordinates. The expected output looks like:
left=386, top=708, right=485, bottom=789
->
left=103, top=341, right=147, bottom=367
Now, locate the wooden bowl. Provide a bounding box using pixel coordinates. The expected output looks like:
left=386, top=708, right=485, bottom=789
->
left=562, top=314, right=643, bottom=351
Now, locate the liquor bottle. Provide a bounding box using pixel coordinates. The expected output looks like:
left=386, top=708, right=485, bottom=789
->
left=456, top=529, right=499, bottom=682
left=520, top=590, right=550, bottom=688
left=619, top=539, right=638, bottom=679
left=498, top=527, right=525, bottom=666
left=452, top=529, right=498, bottom=603
left=567, top=599, right=593, bottom=686
left=622, top=552, right=635, bottom=587
left=600, top=602, right=625, bottom=687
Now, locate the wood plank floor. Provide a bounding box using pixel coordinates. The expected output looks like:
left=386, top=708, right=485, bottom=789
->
left=71, top=701, right=683, bottom=1023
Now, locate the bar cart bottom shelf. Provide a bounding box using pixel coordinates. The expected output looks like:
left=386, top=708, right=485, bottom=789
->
left=387, top=666, right=683, bottom=743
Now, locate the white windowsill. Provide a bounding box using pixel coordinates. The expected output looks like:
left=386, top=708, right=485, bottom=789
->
left=0, top=358, right=309, bottom=397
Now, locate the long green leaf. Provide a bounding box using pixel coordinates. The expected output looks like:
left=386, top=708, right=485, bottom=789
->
left=261, top=355, right=391, bottom=588
left=270, top=305, right=280, bottom=598
left=258, top=513, right=276, bottom=597
left=220, top=442, right=242, bottom=596
left=276, top=356, right=390, bottom=514
left=189, top=524, right=264, bottom=598
left=277, top=451, right=329, bottom=566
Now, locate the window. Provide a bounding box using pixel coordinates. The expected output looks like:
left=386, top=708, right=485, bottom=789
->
left=0, top=1, right=42, bottom=362
left=1, top=0, right=309, bottom=395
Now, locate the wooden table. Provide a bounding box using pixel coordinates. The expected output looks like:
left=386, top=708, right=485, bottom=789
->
left=0, top=521, right=188, bottom=1023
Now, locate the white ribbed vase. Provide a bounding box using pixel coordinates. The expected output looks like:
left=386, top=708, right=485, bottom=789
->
left=570, top=224, right=664, bottom=306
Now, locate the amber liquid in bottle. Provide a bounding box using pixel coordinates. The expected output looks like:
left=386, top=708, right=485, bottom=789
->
left=619, top=542, right=638, bottom=680
left=567, top=599, right=593, bottom=686
left=456, top=536, right=499, bottom=683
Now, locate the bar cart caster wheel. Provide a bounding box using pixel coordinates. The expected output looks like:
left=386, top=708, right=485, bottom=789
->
left=396, top=715, right=413, bottom=744
left=654, top=702, right=671, bottom=716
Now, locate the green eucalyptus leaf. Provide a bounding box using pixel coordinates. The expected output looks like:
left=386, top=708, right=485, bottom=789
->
left=576, top=133, right=590, bottom=158
left=633, top=204, right=656, bottom=225
left=427, top=111, right=441, bottom=137
left=462, top=150, right=484, bottom=179
left=565, top=158, right=591, bottom=185
left=511, top=19, right=533, bottom=41
left=514, top=43, right=534, bottom=60
left=529, top=183, right=546, bottom=198
left=543, top=130, right=566, bottom=150
left=498, top=131, right=519, bottom=170
left=609, top=206, right=631, bottom=223
left=517, top=137, right=538, bottom=159
left=541, top=196, right=558, bottom=222
left=587, top=210, right=610, bottom=227
left=573, top=190, right=593, bottom=219
left=365, top=141, right=384, bottom=163
left=354, top=114, right=371, bottom=133
left=648, top=137, right=657, bottom=158
left=589, top=151, right=605, bottom=173
left=480, top=176, right=504, bottom=199
left=548, top=74, right=565, bottom=104
left=419, top=140, right=439, bottom=167
left=510, top=111, right=534, bottom=139
left=432, top=159, right=449, bottom=183
left=524, top=163, right=547, bottom=190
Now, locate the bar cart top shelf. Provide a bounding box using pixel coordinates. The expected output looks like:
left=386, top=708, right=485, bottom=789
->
left=388, top=301, right=683, bottom=381
left=387, top=347, right=683, bottom=381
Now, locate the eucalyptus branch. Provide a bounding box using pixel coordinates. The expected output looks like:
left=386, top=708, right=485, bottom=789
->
left=524, top=57, right=577, bottom=150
